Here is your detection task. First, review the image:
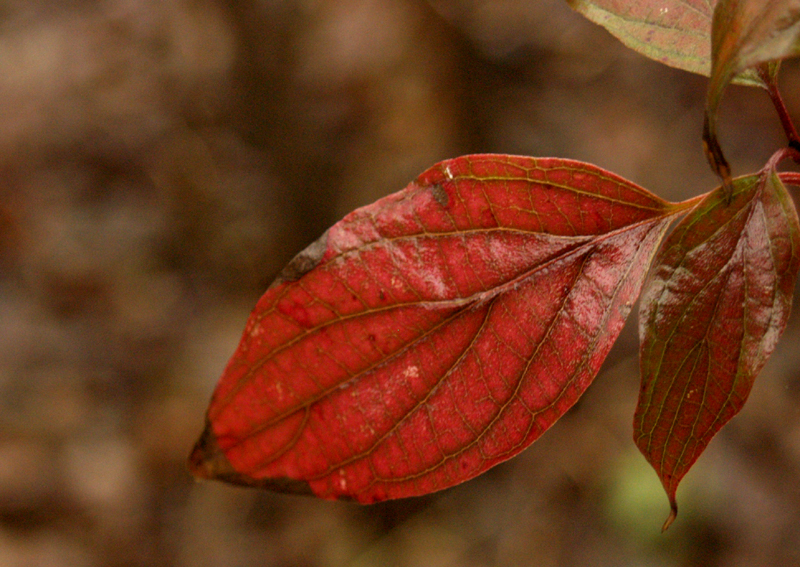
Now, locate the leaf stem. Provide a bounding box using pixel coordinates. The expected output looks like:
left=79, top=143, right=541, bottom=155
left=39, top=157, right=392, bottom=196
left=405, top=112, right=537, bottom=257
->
left=758, top=64, right=800, bottom=155
left=778, top=171, right=800, bottom=187
left=764, top=146, right=800, bottom=177
left=673, top=192, right=708, bottom=212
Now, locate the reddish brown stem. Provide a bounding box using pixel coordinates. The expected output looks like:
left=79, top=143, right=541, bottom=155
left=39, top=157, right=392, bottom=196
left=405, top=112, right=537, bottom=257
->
left=778, top=171, right=800, bottom=187
left=758, top=65, right=800, bottom=154
left=765, top=146, right=800, bottom=173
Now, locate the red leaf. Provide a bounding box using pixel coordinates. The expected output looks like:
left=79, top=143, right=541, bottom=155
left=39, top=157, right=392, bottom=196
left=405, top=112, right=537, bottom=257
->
left=635, top=168, right=800, bottom=530
left=190, top=154, right=683, bottom=502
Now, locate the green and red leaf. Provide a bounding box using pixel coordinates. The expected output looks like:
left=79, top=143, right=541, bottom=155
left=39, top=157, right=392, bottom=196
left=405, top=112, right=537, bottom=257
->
left=704, top=0, right=800, bottom=183
left=710, top=0, right=800, bottom=103
left=635, top=167, right=800, bottom=530
left=190, top=154, right=685, bottom=503
left=565, top=0, right=761, bottom=85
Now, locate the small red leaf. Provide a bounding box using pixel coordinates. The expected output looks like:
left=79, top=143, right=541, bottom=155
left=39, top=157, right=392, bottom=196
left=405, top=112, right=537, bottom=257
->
left=190, top=154, right=683, bottom=502
left=635, top=168, right=800, bottom=529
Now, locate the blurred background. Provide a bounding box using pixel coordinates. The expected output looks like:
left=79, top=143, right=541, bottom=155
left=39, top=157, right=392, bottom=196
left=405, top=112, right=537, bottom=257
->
left=2, top=1, right=800, bottom=565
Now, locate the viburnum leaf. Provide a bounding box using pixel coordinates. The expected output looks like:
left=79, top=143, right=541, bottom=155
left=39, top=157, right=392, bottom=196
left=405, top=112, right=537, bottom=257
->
left=635, top=167, right=800, bottom=530
left=565, top=0, right=761, bottom=86
left=190, top=154, right=687, bottom=503
left=704, top=0, right=800, bottom=185
left=710, top=0, right=800, bottom=102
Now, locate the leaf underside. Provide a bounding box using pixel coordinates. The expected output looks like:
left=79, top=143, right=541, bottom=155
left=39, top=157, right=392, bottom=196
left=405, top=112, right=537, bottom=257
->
left=190, top=154, right=682, bottom=503
left=710, top=0, right=800, bottom=99
left=635, top=169, right=800, bottom=529
left=704, top=0, right=800, bottom=183
left=566, top=0, right=761, bottom=86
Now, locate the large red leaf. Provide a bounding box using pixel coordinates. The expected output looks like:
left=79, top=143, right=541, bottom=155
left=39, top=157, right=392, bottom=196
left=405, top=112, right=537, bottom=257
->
left=635, top=168, right=800, bottom=530
left=190, top=154, right=684, bottom=503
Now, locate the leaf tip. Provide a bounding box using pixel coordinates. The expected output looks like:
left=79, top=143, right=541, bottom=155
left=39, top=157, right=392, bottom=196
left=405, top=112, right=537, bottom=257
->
left=661, top=499, right=678, bottom=532
left=188, top=422, right=226, bottom=480
left=188, top=422, right=318, bottom=496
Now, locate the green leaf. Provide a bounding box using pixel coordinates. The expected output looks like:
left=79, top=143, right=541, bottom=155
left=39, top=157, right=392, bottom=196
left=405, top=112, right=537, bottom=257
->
left=635, top=167, right=800, bottom=530
left=565, top=0, right=761, bottom=85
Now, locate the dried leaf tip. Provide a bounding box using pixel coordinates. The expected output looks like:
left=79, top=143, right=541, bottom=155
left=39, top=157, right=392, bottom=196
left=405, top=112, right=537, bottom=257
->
left=702, top=114, right=733, bottom=203
left=270, top=230, right=330, bottom=288
left=661, top=500, right=678, bottom=532
left=188, top=423, right=226, bottom=480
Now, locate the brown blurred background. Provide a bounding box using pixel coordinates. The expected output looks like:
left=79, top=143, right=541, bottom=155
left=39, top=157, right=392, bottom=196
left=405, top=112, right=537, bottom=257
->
left=2, top=1, right=800, bottom=566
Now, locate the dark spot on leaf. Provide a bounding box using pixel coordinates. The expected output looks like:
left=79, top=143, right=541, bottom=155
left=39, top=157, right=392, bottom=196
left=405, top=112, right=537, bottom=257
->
left=429, top=183, right=449, bottom=208
left=271, top=230, right=330, bottom=288
left=368, top=334, right=376, bottom=342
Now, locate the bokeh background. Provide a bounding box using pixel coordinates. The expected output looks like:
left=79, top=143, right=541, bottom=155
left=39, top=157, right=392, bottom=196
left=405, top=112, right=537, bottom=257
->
left=3, top=1, right=800, bottom=566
